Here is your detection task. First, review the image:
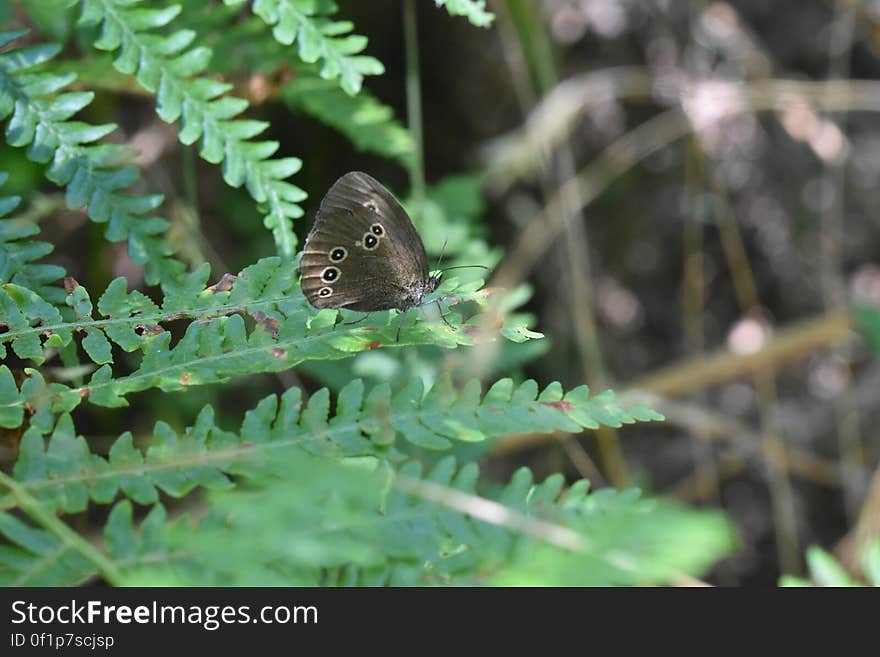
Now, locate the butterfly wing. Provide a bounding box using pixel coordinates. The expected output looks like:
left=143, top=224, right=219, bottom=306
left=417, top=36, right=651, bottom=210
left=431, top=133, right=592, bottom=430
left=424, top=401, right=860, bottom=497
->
left=301, top=172, right=431, bottom=311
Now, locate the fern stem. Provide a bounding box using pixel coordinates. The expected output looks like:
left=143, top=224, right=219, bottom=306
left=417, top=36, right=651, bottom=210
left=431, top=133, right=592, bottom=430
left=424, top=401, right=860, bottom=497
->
left=403, top=0, right=425, bottom=222
left=0, top=471, right=123, bottom=585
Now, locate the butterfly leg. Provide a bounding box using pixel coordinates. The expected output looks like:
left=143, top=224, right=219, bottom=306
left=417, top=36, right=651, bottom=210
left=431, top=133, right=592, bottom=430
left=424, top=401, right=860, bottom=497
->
left=419, top=297, right=455, bottom=329
left=435, top=299, right=455, bottom=329
left=394, top=311, right=407, bottom=342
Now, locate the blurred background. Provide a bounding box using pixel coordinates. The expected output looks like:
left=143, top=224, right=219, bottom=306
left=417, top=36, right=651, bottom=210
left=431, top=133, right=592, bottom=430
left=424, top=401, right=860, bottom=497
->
left=3, top=0, right=880, bottom=585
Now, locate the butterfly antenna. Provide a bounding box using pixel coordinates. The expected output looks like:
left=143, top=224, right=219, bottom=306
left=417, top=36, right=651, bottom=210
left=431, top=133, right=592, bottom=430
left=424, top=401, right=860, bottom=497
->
left=435, top=237, right=449, bottom=271
left=438, top=264, right=492, bottom=273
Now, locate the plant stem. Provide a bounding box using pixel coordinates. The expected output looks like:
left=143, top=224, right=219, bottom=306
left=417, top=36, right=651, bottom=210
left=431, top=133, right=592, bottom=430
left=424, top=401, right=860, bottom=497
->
left=0, top=471, right=123, bottom=585
left=403, top=0, right=425, bottom=223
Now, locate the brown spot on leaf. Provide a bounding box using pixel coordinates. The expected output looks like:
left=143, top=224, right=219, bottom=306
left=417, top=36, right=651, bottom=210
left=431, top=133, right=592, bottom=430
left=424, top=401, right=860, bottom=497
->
left=135, top=324, right=165, bottom=336
left=271, top=348, right=286, bottom=360
left=181, top=374, right=191, bottom=385
left=365, top=341, right=382, bottom=349
left=542, top=400, right=573, bottom=411
left=63, top=277, right=79, bottom=294
left=207, top=273, right=237, bottom=293
left=251, top=311, right=280, bottom=338
left=79, top=388, right=90, bottom=399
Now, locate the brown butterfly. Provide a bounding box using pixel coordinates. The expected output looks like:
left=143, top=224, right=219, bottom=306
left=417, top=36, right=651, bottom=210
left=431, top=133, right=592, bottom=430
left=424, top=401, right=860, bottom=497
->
left=300, top=171, right=441, bottom=312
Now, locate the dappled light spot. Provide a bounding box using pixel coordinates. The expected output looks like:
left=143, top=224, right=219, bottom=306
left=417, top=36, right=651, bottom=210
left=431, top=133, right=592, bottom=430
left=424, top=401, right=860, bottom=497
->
left=726, top=317, right=768, bottom=355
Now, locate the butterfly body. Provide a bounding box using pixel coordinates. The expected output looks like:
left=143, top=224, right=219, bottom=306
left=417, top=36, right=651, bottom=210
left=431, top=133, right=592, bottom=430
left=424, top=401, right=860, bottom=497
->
left=300, top=171, right=440, bottom=312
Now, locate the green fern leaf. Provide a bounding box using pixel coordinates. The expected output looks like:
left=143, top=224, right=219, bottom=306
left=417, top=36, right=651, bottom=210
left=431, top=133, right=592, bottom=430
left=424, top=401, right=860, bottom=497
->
left=0, top=367, right=68, bottom=431
left=114, top=453, right=732, bottom=586
left=0, top=32, right=181, bottom=284
left=75, top=0, right=308, bottom=257
left=0, top=173, right=66, bottom=305
left=1, top=255, right=541, bottom=414
left=173, top=9, right=409, bottom=162
left=0, top=512, right=95, bottom=586
left=5, top=372, right=660, bottom=514
left=0, top=501, right=167, bottom=586
left=0, top=366, right=26, bottom=429
left=230, top=0, right=385, bottom=95
left=434, top=0, right=495, bottom=28
left=281, top=69, right=412, bottom=164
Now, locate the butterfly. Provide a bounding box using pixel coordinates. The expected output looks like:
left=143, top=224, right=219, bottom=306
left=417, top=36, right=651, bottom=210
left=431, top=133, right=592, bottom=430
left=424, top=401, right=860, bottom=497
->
left=300, top=171, right=442, bottom=313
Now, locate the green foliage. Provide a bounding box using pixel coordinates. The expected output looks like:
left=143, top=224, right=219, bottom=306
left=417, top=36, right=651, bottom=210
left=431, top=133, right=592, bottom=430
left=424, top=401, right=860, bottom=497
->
left=281, top=69, right=413, bottom=164
left=0, top=501, right=166, bottom=586
left=154, top=455, right=731, bottom=586
left=0, top=1, right=736, bottom=588
left=226, top=0, right=384, bottom=96
left=434, top=0, right=495, bottom=28
left=20, top=1, right=76, bottom=42
left=855, top=305, right=880, bottom=353
left=181, top=9, right=410, bottom=164
left=0, top=255, right=540, bottom=420
left=0, top=173, right=65, bottom=304
left=1, top=451, right=732, bottom=586
left=0, top=32, right=179, bottom=284
left=0, top=512, right=96, bottom=585
left=779, top=540, right=880, bottom=587
left=5, top=375, right=662, bottom=514
left=418, top=174, right=492, bottom=255
left=75, top=0, right=307, bottom=257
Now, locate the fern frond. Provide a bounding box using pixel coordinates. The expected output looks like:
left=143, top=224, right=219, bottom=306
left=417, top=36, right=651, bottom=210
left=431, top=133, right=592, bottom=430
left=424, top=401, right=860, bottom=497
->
left=0, top=256, right=541, bottom=416
left=0, top=501, right=166, bottom=586
left=0, top=367, right=65, bottom=431
left=138, top=455, right=733, bottom=585
left=0, top=452, right=730, bottom=586
left=0, top=512, right=95, bottom=585
left=281, top=69, right=413, bottom=164
left=226, top=0, right=384, bottom=96
left=5, top=372, right=660, bottom=513
left=75, top=0, right=307, bottom=257
left=173, top=8, right=410, bottom=163
left=0, top=172, right=66, bottom=304
left=0, top=31, right=180, bottom=284
left=434, top=0, right=495, bottom=28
